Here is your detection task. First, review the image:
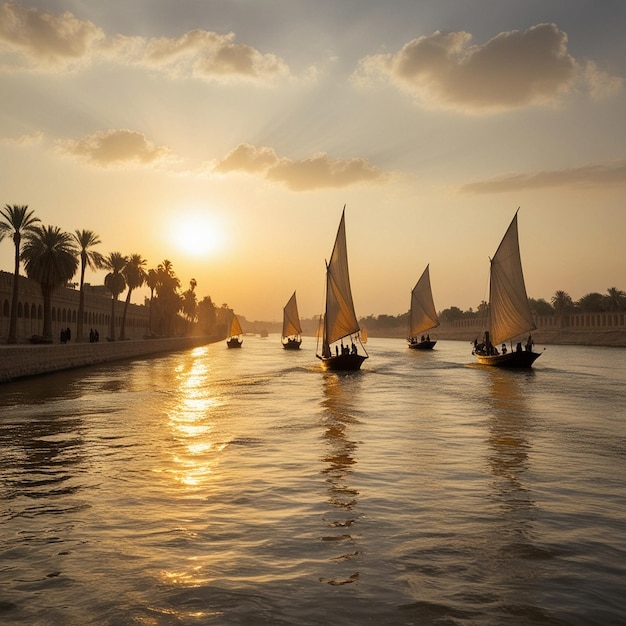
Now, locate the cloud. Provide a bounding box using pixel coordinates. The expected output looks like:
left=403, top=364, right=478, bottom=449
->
left=0, top=131, right=43, bottom=145
left=138, top=29, right=289, bottom=82
left=56, top=129, right=174, bottom=168
left=352, top=23, right=622, bottom=113
left=460, top=160, right=626, bottom=193
left=0, top=2, right=290, bottom=82
left=214, top=143, right=279, bottom=173
left=214, top=143, right=387, bottom=190
left=0, top=1, right=104, bottom=70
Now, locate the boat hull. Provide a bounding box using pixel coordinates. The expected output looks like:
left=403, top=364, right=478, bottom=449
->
left=226, top=338, right=242, bottom=348
left=317, top=353, right=367, bottom=371
left=282, top=338, right=301, bottom=350
left=408, top=340, right=437, bottom=350
left=474, top=349, right=541, bottom=368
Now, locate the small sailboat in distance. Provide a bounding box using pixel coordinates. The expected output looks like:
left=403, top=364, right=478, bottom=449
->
left=226, top=313, right=243, bottom=348
left=282, top=291, right=302, bottom=350
left=407, top=264, right=439, bottom=350
left=472, top=209, right=541, bottom=368
left=316, top=207, right=368, bottom=371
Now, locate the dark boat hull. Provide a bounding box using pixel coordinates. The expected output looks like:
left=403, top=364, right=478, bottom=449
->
left=474, top=349, right=541, bottom=368
left=317, top=353, right=367, bottom=371
left=226, top=338, right=242, bottom=348
left=282, top=338, right=301, bottom=350
left=408, top=340, right=437, bottom=350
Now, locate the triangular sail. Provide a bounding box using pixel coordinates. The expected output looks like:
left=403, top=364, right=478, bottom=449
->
left=489, top=212, right=536, bottom=346
left=282, top=291, right=302, bottom=338
left=229, top=314, right=243, bottom=337
left=323, top=209, right=360, bottom=348
left=409, top=264, right=439, bottom=337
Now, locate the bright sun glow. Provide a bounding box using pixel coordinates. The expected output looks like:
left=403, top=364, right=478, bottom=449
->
left=170, top=212, right=224, bottom=257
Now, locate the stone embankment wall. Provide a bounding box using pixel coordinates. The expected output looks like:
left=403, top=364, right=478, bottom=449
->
left=0, top=337, right=217, bottom=383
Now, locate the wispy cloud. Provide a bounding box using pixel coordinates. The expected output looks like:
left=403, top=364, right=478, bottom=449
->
left=55, top=129, right=176, bottom=168
left=460, top=160, right=626, bottom=193
left=352, top=23, right=622, bottom=113
left=214, top=143, right=388, bottom=191
left=0, top=131, right=43, bottom=145
left=0, top=2, right=290, bottom=82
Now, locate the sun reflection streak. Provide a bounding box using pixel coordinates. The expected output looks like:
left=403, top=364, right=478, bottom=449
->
left=164, top=348, right=226, bottom=489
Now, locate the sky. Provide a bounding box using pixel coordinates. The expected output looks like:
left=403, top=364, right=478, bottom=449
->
left=1, top=0, right=625, bottom=322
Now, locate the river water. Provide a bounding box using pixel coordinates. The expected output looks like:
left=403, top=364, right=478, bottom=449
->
left=1, top=337, right=625, bottom=625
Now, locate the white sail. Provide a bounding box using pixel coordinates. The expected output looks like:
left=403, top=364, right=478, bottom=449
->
left=489, top=212, right=536, bottom=346
left=323, top=209, right=361, bottom=348
left=409, top=264, right=439, bottom=337
left=282, top=291, right=302, bottom=338
left=229, top=314, right=243, bottom=338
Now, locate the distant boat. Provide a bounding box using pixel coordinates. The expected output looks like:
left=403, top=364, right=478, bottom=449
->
left=259, top=329, right=269, bottom=338
left=360, top=326, right=368, bottom=343
left=281, top=291, right=302, bottom=350
left=407, top=264, right=439, bottom=350
left=316, top=207, right=368, bottom=371
left=472, top=210, right=541, bottom=368
left=226, top=314, right=243, bottom=348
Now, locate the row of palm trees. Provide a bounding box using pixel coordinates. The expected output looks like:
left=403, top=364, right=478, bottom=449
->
left=0, top=204, right=200, bottom=343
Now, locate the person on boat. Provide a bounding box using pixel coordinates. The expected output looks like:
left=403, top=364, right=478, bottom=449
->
left=516, top=342, right=522, bottom=352
left=526, top=334, right=534, bottom=352
left=351, top=342, right=357, bottom=355
left=426, top=335, right=430, bottom=341
left=501, top=343, right=507, bottom=354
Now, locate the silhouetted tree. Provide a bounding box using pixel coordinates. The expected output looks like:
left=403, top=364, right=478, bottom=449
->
left=120, top=253, right=147, bottom=340
left=577, top=292, right=605, bottom=312
left=103, top=252, right=127, bottom=341
left=145, top=268, right=158, bottom=336
left=604, top=287, right=626, bottom=312
left=21, top=225, right=78, bottom=340
left=73, top=229, right=105, bottom=342
left=0, top=204, right=40, bottom=342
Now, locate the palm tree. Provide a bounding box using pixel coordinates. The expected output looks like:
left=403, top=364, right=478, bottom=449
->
left=604, top=287, right=626, bottom=312
left=103, top=252, right=127, bottom=342
left=72, top=229, right=105, bottom=342
left=119, top=253, right=147, bottom=340
left=21, top=225, right=78, bottom=340
left=551, top=290, right=574, bottom=327
left=181, top=278, right=198, bottom=333
left=145, top=268, right=158, bottom=337
left=155, top=259, right=181, bottom=336
left=0, top=204, right=41, bottom=343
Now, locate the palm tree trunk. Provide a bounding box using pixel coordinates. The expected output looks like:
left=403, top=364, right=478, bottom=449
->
left=119, top=289, right=132, bottom=340
left=7, top=234, right=21, bottom=344
left=110, top=296, right=116, bottom=341
left=76, top=261, right=86, bottom=342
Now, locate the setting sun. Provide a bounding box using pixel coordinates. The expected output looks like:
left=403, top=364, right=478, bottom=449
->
left=170, top=212, right=225, bottom=258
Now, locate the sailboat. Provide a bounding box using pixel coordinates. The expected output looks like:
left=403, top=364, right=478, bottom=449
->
left=407, top=264, right=439, bottom=350
left=472, top=210, right=541, bottom=368
left=316, top=207, right=368, bottom=371
left=226, top=314, right=243, bottom=348
left=281, top=291, right=302, bottom=349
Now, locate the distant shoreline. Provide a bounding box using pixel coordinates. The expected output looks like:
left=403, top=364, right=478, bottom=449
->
left=308, top=328, right=626, bottom=348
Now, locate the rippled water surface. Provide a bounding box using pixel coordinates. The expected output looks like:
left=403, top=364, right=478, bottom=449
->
left=1, top=338, right=625, bottom=625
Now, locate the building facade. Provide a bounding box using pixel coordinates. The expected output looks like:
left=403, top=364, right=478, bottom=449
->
left=0, top=270, right=150, bottom=343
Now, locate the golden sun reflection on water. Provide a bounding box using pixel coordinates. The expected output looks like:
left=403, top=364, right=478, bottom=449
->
left=164, top=347, right=227, bottom=489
